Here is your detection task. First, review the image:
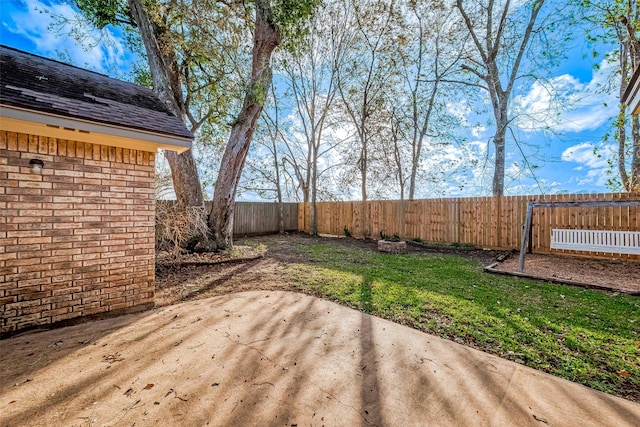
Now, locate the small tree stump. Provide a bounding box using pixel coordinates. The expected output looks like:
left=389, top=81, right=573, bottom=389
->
left=377, top=240, right=407, bottom=254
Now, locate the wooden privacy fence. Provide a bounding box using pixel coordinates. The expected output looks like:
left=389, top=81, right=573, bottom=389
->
left=157, top=201, right=298, bottom=236
left=225, top=202, right=299, bottom=236
left=298, top=193, right=640, bottom=258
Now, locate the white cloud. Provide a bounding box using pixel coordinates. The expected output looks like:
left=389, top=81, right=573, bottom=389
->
left=2, top=0, right=130, bottom=74
left=561, top=142, right=615, bottom=187
left=561, top=142, right=608, bottom=168
left=512, top=59, right=618, bottom=133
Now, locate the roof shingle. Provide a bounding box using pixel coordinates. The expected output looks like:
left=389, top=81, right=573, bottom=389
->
left=0, top=45, right=193, bottom=140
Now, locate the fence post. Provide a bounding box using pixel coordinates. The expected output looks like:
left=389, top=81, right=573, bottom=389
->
left=496, top=196, right=502, bottom=248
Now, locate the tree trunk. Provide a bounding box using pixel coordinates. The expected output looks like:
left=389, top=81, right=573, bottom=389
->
left=127, top=0, right=207, bottom=247
left=627, top=20, right=640, bottom=192
left=408, top=162, right=417, bottom=200
left=493, top=123, right=507, bottom=197
left=491, top=85, right=508, bottom=197
left=632, top=115, right=640, bottom=192
left=394, top=133, right=405, bottom=200
left=617, top=105, right=631, bottom=191
left=361, top=140, right=368, bottom=237
left=310, top=141, right=318, bottom=236
left=408, top=79, right=439, bottom=200
left=164, top=150, right=205, bottom=208
left=209, top=0, right=281, bottom=249
left=277, top=196, right=285, bottom=234
left=274, top=155, right=285, bottom=235
left=271, top=128, right=285, bottom=234
left=127, top=0, right=180, bottom=115
left=619, top=14, right=640, bottom=193
left=620, top=109, right=640, bottom=193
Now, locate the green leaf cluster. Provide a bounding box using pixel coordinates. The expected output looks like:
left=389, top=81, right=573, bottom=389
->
left=268, top=0, right=319, bottom=52
left=74, top=0, right=132, bottom=28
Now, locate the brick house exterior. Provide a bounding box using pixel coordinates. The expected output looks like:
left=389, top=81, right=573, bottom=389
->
left=0, top=46, right=192, bottom=337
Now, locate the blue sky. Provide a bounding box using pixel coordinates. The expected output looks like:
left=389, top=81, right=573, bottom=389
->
left=1, top=0, right=624, bottom=197
left=1, top=0, right=138, bottom=76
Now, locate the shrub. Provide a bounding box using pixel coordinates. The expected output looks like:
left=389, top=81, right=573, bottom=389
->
left=379, top=230, right=401, bottom=242
left=155, top=202, right=209, bottom=253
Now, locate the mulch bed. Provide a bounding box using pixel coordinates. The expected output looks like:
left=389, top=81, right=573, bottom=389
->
left=488, top=251, right=640, bottom=294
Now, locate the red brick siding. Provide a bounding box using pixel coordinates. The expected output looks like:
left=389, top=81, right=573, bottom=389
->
left=0, top=132, right=156, bottom=335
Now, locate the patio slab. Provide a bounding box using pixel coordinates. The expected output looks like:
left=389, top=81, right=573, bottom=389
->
left=1, top=290, right=638, bottom=426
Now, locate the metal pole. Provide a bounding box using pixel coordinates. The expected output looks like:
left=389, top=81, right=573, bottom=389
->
left=518, top=203, right=534, bottom=272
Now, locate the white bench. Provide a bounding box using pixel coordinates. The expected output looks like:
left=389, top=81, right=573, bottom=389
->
left=551, top=229, right=640, bottom=255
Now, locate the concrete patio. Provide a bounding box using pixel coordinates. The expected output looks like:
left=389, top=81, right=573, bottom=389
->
left=1, top=291, right=638, bottom=426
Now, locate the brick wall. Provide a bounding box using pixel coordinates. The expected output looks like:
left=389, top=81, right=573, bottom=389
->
left=0, top=131, right=156, bottom=336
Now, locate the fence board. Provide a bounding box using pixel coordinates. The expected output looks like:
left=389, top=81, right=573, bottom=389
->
left=157, top=201, right=299, bottom=236
left=306, top=193, right=640, bottom=259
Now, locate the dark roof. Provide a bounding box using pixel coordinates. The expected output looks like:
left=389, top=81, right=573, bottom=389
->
left=0, top=45, right=193, bottom=139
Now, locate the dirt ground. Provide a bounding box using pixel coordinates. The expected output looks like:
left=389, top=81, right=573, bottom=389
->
left=156, top=234, right=640, bottom=306
left=154, top=234, right=505, bottom=307
left=491, top=251, right=640, bottom=293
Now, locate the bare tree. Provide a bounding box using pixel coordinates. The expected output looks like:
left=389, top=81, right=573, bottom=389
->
left=398, top=0, right=466, bottom=199
left=279, top=1, right=349, bottom=234
left=337, top=0, right=400, bottom=236
left=455, top=0, right=547, bottom=196
left=242, top=84, right=287, bottom=232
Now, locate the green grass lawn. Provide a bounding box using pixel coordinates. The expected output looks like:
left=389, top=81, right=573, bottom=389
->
left=286, top=241, right=640, bottom=402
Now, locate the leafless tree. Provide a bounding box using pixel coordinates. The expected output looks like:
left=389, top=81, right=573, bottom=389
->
left=455, top=0, right=547, bottom=196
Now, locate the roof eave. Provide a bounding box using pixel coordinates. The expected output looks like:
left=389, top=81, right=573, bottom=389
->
left=622, top=65, right=640, bottom=115
left=0, top=105, right=192, bottom=153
